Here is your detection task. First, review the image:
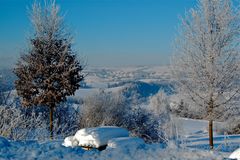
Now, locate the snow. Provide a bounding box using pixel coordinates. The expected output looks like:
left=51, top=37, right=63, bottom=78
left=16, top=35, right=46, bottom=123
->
left=107, top=137, right=145, bottom=149
left=177, top=118, right=222, bottom=138
left=229, top=148, right=240, bottom=160
left=68, top=65, right=175, bottom=105
left=0, top=138, right=86, bottom=159
left=0, top=136, right=225, bottom=160
left=74, top=126, right=129, bottom=148
left=176, top=118, right=240, bottom=151
left=64, top=126, right=129, bottom=148
left=0, top=118, right=238, bottom=159
left=62, top=136, right=79, bottom=147
left=74, top=88, right=100, bottom=99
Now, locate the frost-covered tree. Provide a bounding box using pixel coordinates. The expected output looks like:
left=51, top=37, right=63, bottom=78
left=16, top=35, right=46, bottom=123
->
left=149, top=91, right=170, bottom=117
left=148, top=91, right=179, bottom=144
left=172, top=0, right=240, bottom=149
left=14, top=1, right=84, bottom=139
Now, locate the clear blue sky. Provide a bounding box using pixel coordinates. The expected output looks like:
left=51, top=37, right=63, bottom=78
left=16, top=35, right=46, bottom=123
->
left=0, top=0, right=196, bottom=68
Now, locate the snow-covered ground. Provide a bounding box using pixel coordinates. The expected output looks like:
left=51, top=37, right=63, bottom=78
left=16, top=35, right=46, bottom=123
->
left=176, top=118, right=240, bottom=153
left=0, top=118, right=239, bottom=159
left=0, top=136, right=225, bottom=160
left=72, top=66, right=174, bottom=100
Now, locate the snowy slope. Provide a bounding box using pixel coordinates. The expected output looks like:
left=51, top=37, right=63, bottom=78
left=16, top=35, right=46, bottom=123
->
left=176, top=118, right=240, bottom=152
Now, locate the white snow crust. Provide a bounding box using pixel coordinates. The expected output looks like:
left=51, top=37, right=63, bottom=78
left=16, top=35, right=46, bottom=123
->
left=64, top=126, right=129, bottom=148
left=229, top=148, right=240, bottom=160
left=107, top=137, right=145, bottom=149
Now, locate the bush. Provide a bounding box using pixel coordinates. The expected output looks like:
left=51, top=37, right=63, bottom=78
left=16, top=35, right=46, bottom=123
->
left=123, top=106, right=163, bottom=143
left=79, top=90, right=170, bottom=143
left=148, top=91, right=179, bottom=143
left=0, top=75, right=13, bottom=106
left=79, top=90, right=128, bottom=128
left=0, top=106, right=47, bottom=140
left=217, top=116, right=240, bottom=135
left=170, top=99, right=206, bottom=119
left=0, top=103, right=80, bottom=141
left=53, top=103, right=81, bottom=139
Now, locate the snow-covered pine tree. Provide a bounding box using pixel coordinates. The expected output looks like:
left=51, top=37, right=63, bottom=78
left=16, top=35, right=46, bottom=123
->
left=14, top=1, right=84, bottom=139
left=172, top=0, right=240, bottom=149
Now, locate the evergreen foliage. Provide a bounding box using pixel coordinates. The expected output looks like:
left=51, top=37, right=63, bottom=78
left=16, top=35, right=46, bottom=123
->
left=14, top=1, right=84, bottom=138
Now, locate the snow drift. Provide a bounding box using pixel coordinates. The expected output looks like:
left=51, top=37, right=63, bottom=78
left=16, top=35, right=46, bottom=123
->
left=229, top=148, right=240, bottom=160
left=63, top=126, right=129, bottom=148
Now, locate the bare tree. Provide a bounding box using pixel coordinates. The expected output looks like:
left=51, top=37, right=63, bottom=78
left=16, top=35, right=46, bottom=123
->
left=172, top=0, right=240, bottom=149
left=14, top=1, right=84, bottom=139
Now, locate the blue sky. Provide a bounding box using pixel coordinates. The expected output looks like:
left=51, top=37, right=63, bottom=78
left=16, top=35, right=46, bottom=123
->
left=0, top=0, right=196, bottom=68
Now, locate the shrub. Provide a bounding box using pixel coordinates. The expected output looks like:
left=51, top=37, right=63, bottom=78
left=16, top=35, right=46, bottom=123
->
left=0, top=103, right=80, bottom=141
left=79, top=90, right=127, bottom=128
left=79, top=90, right=170, bottom=143
left=0, top=106, right=47, bottom=140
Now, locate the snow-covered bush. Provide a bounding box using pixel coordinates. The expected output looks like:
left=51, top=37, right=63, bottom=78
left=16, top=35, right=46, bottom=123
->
left=218, top=117, right=240, bottom=135
left=53, top=103, right=81, bottom=139
left=0, top=75, right=13, bottom=106
left=0, top=103, right=80, bottom=141
left=0, top=105, right=47, bottom=140
left=148, top=91, right=179, bottom=143
left=79, top=90, right=128, bottom=128
left=149, top=91, right=170, bottom=119
left=21, top=103, right=81, bottom=140
left=170, top=99, right=206, bottom=119
left=79, top=90, right=169, bottom=143
left=123, top=105, right=163, bottom=143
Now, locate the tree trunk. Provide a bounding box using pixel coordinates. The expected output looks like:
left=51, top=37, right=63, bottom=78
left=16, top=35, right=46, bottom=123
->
left=208, top=94, right=214, bottom=150
left=209, top=120, right=213, bottom=149
left=50, top=104, right=54, bottom=140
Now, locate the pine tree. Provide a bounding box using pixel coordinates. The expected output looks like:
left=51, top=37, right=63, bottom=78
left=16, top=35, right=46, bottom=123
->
left=14, top=1, right=84, bottom=139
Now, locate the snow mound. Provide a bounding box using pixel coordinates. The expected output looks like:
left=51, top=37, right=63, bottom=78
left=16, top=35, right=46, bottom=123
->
left=62, top=136, right=79, bottom=147
left=107, top=137, right=145, bottom=149
left=64, top=126, right=129, bottom=148
left=229, top=148, right=240, bottom=160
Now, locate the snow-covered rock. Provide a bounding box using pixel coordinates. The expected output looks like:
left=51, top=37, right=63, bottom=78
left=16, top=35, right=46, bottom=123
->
left=229, top=148, right=240, bottom=160
left=74, top=126, right=129, bottom=148
left=107, top=137, right=145, bottom=149
left=62, top=136, right=79, bottom=147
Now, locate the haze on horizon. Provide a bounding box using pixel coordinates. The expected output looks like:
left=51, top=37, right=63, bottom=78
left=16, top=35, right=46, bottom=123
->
left=0, top=0, right=196, bottom=68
